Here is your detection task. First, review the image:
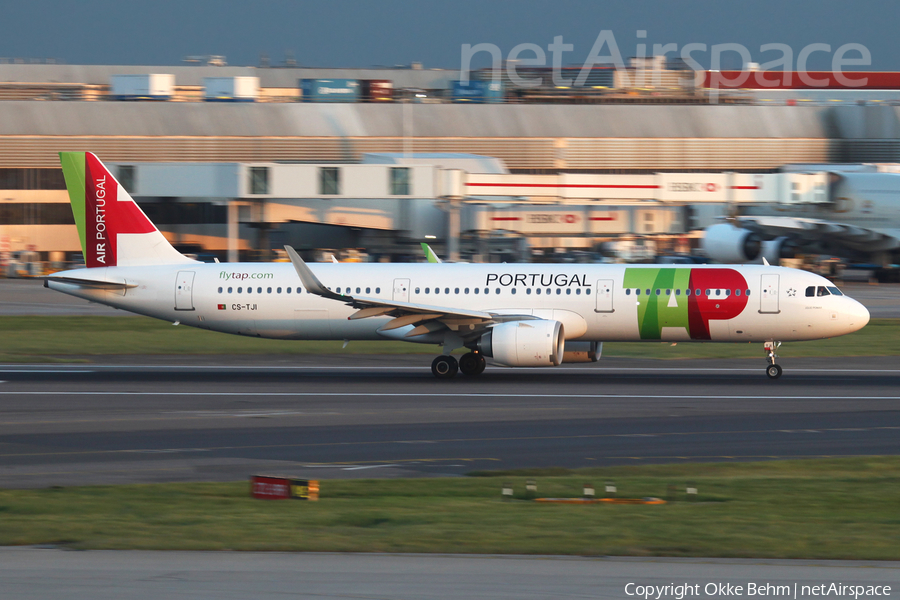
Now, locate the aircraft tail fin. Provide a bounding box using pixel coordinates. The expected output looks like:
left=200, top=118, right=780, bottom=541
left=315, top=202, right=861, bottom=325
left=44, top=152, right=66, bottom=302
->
left=59, top=152, right=195, bottom=268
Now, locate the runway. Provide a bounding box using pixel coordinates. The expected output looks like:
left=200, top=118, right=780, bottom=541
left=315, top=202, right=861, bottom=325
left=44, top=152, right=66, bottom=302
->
left=1, top=355, right=899, bottom=488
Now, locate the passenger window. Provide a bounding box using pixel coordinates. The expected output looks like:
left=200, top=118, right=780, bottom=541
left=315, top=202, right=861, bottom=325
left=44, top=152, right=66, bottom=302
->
left=735, top=289, right=741, bottom=296
left=566, top=288, right=571, bottom=295
left=366, top=287, right=370, bottom=294
left=645, top=289, right=650, bottom=296
left=576, top=289, right=581, bottom=295
left=455, top=288, right=460, bottom=294
left=267, top=287, right=272, bottom=294
left=446, top=288, right=451, bottom=294
left=376, top=287, right=381, bottom=294
left=685, top=289, right=691, bottom=296
left=705, top=289, right=711, bottom=296
left=526, top=289, right=532, bottom=295
left=655, top=289, right=661, bottom=296
left=297, top=287, right=302, bottom=293
left=238, top=287, right=243, bottom=293
left=286, top=287, right=291, bottom=294
left=277, top=287, right=282, bottom=293
left=257, top=287, right=262, bottom=294
left=247, top=287, right=253, bottom=294
left=474, top=288, right=479, bottom=294
left=336, top=287, right=342, bottom=294
left=806, top=286, right=815, bottom=297
left=484, top=288, right=489, bottom=294
left=556, top=289, right=561, bottom=295
left=636, top=289, right=641, bottom=296
left=495, top=288, right=500, bottom=294
left=666, top=289, right=671, bottom=295
left=356, top=287, right=361, bottom=294
left=218, top=287, right=223, bottom=293
left=511, top=288, right=517, bottom=295
left=434, top=288, right=439, bottom=294
left=228, top=287, right=233, bottom=293
left=715, top=289, right=721, bottom=296
left=465, top=288, right=469, bottom=294
left=426, top=287, right=431, bottom=294
left=725, top=289, right=730, bottom=296
left=626, top=289, right=631, bottom=296
left=536, top=289, right=541, bottom=295
left=675, top=289, right=680, bottom=296
left=745, top=289, right=750, bottom=296
left=415, top=287, right=420, bottom=294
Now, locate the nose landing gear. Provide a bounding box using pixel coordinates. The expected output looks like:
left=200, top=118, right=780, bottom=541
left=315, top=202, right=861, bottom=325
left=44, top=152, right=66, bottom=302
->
left=765, top=341, right=782, bottom=379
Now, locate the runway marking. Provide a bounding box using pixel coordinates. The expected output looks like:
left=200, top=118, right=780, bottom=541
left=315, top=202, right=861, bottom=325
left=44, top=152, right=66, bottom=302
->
left=2, top=391, right=900, bottom=401
left=3, top=365, right=900, bottom=374
left=2, top=427, right=898, bottom=459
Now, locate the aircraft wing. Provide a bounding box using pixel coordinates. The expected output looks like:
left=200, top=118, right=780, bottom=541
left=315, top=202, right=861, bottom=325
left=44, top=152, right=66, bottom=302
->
left=733, top=216, right=900, bottom=252
left=284, top=245, right=532, bottom=339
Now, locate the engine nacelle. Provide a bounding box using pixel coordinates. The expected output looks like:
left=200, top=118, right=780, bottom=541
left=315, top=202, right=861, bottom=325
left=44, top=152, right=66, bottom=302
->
left=760, top=236, right=798, bottom=263
left=562, top=341, right=601, bottom=363
left=478, top=320, right=565, bottom=367
left=701, top=223, right=762, bottom=263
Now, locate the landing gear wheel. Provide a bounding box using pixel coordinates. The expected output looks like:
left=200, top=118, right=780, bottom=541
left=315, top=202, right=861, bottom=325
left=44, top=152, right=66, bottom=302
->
left=766, top=364, right=783, bottom=379
left=459, top=352, right=486, bottom=377
left=431, top=355, right=458, bottom=379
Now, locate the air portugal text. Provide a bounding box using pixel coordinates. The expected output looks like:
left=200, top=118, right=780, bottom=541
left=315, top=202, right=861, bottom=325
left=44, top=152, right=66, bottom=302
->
left=93, top=174, right=109, bottom=264
left=486, top=273, right=591, bottom=288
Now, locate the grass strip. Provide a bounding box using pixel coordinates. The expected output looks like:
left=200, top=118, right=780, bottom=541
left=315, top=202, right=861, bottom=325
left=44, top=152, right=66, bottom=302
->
left=1, top=316, right=898, bottom=360
left=1, top=457, right=899, bottom=558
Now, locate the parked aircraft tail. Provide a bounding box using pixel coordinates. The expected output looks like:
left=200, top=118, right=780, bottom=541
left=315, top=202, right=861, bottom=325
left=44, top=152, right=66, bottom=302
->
left=58, top=152, right=195, bottom=268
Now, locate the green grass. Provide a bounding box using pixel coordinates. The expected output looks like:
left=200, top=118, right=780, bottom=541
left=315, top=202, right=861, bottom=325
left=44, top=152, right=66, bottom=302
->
left=0, top=316, right=897, bottom=361
left=1, top=458, right=899, bottom=558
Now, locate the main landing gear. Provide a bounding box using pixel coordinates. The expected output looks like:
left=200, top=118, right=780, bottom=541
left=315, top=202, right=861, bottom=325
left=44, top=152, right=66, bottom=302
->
left=431, top=352, right=486, bottom=379
left=765, top=341, right=783, bottom=380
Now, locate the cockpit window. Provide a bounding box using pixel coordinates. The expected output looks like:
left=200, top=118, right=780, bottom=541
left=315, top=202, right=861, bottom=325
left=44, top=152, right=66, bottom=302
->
left=827, top=286, right=843, bottom=296
left=805, top=286, right=816, bottom=297
left=817, top=286, right=831, bottom=297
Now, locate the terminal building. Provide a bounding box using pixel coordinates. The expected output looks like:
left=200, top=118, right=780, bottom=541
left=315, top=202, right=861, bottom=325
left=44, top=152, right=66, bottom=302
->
left=1, top=63, right=899, bottom=268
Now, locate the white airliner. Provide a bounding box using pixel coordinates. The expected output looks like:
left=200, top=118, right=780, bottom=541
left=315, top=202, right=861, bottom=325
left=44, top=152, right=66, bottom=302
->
left=44, top=153, right=870, bottom=379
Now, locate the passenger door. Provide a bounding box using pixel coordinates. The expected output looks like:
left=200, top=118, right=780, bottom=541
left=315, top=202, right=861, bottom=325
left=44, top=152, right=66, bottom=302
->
left=175, top=271, right=195, bottom=311
left=393, top=278, right=410, bottom=303
left=759, top=274, right=780, bottom=314
left=595, top=279, right=614, bottom=313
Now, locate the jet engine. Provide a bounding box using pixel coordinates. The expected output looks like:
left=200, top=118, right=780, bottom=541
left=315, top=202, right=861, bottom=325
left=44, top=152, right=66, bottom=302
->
left=760, top=236, right=799, bottom=263
left=477, top=320, right=565, bottom=367
left=701, top=224, right=762, bottom=263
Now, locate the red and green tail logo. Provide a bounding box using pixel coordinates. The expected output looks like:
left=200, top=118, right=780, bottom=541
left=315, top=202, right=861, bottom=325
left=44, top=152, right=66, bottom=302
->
left=59, top=152, right=157, bottom=268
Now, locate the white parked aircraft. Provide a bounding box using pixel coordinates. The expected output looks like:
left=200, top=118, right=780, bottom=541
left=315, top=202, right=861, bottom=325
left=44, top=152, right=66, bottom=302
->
left=45, top=153, right=870, bottom=379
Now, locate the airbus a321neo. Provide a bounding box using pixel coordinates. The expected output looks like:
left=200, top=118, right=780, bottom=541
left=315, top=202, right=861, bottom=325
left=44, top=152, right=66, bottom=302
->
left=44, top=153, right=870, bottom=379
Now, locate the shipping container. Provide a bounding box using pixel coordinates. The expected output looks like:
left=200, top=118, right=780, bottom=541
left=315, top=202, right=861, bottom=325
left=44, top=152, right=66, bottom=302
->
left=110, top=74, right=174, bottom=100
left=361, top=79, right=394, bottom=102
left=300, top=79, right=361, bottom=102
left=451, top=80, right=504, bottom=103
left=203, top=76, right=260, bottom=102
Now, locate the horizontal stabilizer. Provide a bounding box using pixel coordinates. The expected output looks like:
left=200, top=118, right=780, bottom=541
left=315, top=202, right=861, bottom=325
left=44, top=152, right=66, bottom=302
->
left=41, top=275, right=137, bottom=289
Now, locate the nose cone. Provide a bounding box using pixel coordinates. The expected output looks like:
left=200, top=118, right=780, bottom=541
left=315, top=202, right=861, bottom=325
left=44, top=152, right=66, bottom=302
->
left=845, top=299, right=870, bottom=333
